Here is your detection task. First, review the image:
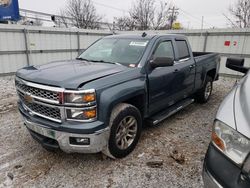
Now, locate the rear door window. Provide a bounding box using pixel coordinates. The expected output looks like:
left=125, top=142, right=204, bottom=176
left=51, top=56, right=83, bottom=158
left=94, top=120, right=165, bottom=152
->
left=175, top=40, right=190, bottom=60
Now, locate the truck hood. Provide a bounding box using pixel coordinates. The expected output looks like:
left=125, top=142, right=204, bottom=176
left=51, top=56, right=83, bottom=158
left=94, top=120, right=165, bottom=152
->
left=16, top=60, right=128, bottom=89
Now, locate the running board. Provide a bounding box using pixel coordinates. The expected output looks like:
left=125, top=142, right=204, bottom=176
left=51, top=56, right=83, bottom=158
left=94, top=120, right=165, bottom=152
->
left=147, top=98, right=194, bottom=126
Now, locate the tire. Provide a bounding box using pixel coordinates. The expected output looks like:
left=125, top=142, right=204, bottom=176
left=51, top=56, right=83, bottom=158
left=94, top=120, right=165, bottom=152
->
left=103, top=103, right=142, bottom=159
left=195, top=76, right=213, bottom=103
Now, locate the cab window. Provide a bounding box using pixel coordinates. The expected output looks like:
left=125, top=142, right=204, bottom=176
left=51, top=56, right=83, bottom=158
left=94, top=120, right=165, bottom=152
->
left=175, top=40, right=190, bottom=60
left=153, top=41, right=175, bottom=59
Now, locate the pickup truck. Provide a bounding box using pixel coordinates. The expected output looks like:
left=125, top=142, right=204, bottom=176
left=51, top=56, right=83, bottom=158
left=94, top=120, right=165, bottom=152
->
left=15, top=34, right=220, bottom=158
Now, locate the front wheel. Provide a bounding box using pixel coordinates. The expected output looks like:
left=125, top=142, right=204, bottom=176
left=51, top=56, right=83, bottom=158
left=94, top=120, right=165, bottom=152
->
left=195, top=76, right=213, bottom=103
left=103, top=103, right=142, bottom=159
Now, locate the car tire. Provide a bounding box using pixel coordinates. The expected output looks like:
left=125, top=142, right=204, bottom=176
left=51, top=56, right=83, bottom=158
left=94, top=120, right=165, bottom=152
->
left=195, top=76, right=213, bottom=103
left=103, top=103, right=142, bottom=159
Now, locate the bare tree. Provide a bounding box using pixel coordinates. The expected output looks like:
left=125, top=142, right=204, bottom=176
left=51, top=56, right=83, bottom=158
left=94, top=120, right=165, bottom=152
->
left=229, top=0, right=250, bottom=28
left=129, top=0, right=154, bottom=30
left=114, top=16, right=137, bottom=31
left=152, top=2, right=179, bottom=30
left=122, top=0, right=178, bottom=30
left=60, top=0, right=102, bottom=29
left=58, top=11, right=70, bottom=28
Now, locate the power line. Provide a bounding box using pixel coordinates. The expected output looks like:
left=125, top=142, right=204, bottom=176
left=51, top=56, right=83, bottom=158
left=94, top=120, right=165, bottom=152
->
left=90, top=1, right=216, bottom=29
left=179, top=8, right=215, bottom=28
left=92, top=1, right=129, bottom=13
left=223, top=13, right=238, bottom=28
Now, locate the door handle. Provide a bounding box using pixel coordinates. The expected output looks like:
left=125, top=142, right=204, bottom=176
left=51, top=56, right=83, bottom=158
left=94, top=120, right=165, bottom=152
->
left=189, top=64, right=196, bottom=69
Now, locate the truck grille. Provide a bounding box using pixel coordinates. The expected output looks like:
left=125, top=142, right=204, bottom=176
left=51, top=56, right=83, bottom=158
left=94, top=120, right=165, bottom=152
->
left=26, top=102, right=61, bottom=121
left=18, top=92, right=61, bottom=122
left=16, top=78, right=63, bottom=123
left=16, top=79, right=59, bottom=102
left=15, top=77, right=96, bottom=123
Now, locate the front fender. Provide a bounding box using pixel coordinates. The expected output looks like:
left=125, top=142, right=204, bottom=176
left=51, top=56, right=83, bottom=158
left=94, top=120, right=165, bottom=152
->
left=98, top=78, right=146, bottom=126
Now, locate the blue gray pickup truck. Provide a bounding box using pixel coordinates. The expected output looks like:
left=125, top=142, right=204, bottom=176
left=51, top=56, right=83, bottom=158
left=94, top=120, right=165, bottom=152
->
left=15, top=34, right=220, bottom=158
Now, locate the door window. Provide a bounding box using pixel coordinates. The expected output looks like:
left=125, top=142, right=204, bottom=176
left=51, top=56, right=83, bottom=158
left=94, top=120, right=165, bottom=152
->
left=175, top=40, right=190, bottom=60
left=153, top=41, right=174, bottom=59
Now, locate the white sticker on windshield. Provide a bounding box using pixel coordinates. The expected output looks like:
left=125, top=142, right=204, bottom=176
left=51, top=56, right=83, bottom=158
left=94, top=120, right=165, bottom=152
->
left=129, top=41, right=148, bottom=47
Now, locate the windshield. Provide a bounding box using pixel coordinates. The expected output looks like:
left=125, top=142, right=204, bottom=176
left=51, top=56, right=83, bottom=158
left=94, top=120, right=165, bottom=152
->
left=78, top=38, right=149, bottom=67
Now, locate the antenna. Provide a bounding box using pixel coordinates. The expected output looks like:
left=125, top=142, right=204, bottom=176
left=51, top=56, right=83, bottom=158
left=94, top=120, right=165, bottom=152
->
left=142, top=32, right=147, bottom=37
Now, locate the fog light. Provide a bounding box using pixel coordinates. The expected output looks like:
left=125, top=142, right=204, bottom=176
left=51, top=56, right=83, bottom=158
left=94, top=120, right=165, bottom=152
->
left=70, top=137, right=90, bottom=145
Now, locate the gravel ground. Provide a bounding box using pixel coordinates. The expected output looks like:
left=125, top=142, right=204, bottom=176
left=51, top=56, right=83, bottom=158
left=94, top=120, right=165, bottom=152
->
left=0, top=76, right=237, bottom=188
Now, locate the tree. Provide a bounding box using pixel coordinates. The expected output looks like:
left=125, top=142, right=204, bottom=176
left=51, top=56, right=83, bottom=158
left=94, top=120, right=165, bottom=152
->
left=58, top=11, right=70, bottom=28
left=115, top=0, right=178, bottom=30
left=152, top=2, right=178, bottom=30
left=60, top=0, right=102, bottom=29
left=114, top=16, right=137, bottom=31
left=229, top=0, right=250, bottom=28
left=129, top=0, right=155, bottom=30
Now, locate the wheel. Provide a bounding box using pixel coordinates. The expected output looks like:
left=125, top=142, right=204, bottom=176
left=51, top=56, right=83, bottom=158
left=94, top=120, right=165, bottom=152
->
left=103, top=103, right=142, bottom=159
left=195, top=76, right=213, bottom=103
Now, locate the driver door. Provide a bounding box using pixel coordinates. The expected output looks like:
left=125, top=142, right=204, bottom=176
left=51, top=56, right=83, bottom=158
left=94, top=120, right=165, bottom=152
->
left=148, top=39, right=185, bottom=115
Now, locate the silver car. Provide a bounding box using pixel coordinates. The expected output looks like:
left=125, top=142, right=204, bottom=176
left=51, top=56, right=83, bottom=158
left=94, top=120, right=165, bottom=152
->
left=203, top=58, right=250, bottom=188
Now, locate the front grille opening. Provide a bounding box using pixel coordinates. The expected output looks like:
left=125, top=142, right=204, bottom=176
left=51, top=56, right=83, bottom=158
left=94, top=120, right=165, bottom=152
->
left=18, top=92, right=61, bottom=122
left=27, top=103, right=61, bottom=120
left=16, top=80, right=59, bottom=102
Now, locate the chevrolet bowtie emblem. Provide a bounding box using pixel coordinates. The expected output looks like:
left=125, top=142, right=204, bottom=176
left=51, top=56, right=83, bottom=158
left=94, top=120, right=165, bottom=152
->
left=24, top=94, right=33, bottom=104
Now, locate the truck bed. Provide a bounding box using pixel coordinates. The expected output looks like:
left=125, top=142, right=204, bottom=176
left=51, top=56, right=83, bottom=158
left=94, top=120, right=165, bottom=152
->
left=193, top=52, right=219, bottom=62
left=193, top=52, right=220, bottom=89
left=193, top=52, right=220, bottom=66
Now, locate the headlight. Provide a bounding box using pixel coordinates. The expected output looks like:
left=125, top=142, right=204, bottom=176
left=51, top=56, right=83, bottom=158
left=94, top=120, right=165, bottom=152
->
left=64, top=89, right=96, bottom=104
left=212, top=120, right=250, bottom=165
left=66, top=107, right=97, bottom=121
left=64, top=89, right=97, bottom=122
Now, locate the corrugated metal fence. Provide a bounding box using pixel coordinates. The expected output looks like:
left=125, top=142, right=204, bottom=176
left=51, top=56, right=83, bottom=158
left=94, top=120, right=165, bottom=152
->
left=0, top=24, right=250, bottom=76
left=0, top=25, right=110, bottom=74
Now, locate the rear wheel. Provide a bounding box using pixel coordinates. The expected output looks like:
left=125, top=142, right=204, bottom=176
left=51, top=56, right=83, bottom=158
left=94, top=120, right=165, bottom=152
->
left=195, top=76, right=213, bottom=103
left=103, top=103, right=142, bottom=159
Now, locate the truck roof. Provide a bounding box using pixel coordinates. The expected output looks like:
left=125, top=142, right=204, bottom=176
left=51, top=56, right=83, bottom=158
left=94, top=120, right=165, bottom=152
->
left=105, top=34, right=186, bottom=40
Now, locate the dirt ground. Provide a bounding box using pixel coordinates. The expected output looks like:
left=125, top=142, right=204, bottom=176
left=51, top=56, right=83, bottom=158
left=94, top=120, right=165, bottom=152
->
left=0, top=76, right=236, bottom=188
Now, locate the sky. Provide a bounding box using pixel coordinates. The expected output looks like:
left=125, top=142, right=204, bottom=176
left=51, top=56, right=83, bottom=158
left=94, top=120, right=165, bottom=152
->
left=18, top=0, right=238, bottom=29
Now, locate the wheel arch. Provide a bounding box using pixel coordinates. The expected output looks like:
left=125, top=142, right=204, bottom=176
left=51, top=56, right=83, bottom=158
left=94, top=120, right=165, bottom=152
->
left=98, top=80, right=147, bottom=126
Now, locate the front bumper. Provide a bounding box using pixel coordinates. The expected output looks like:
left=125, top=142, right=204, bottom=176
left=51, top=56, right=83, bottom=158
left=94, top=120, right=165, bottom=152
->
left=203, top=163, right=223, bottom=188
left=203, top=144, right=250, bottom=188
left=24, top=117, right=110, bottom=153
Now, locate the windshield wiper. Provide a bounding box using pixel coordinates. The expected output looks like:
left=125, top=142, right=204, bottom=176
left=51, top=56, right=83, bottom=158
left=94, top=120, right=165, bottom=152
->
left=90, top=60, right=122, bottom=66
left=76, top=58, right=122, bottom=66
left=76, top=57, right=90, bottom=61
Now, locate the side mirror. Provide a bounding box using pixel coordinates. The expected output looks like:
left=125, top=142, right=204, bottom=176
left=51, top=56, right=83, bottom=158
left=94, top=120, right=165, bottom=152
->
left=226, top=58, right=248, bottom=74
left=150, top=57, right=174, bottom=69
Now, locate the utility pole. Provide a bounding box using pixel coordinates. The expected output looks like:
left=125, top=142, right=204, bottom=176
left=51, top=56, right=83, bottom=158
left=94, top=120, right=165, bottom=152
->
left=201, top=16, right=204, bottom=30
left=201, top=16, right=204, bottom=36
left=169, top=6, right=179, bottom=30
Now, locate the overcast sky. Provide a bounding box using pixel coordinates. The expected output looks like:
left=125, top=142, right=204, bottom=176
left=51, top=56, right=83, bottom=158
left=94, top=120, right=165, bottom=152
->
left=18, top=0, right=238, bottom=29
